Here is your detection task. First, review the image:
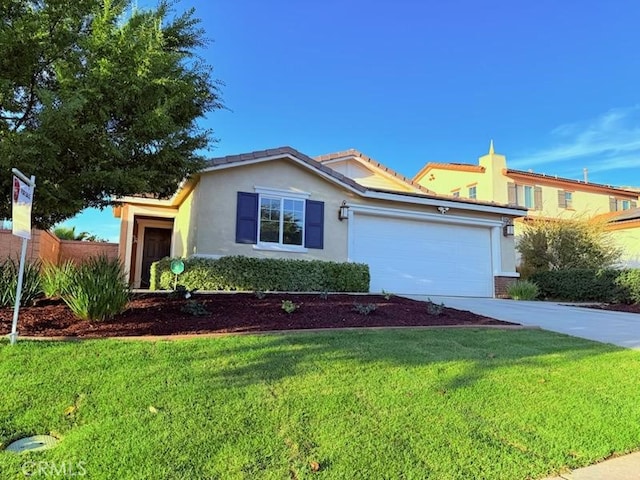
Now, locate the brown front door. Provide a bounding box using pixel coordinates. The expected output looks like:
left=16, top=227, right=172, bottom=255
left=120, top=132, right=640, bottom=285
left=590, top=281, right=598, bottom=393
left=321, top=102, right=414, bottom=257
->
left=140, top=228, right=172, bottom=288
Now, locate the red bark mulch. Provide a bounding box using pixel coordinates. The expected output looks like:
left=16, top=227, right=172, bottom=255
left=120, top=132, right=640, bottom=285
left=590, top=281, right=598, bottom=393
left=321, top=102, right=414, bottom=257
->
left=0, top=293, right=516, bottom=338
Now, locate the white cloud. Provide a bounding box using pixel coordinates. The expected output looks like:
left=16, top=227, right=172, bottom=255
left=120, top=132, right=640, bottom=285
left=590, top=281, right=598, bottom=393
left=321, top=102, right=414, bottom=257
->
left=511, top=106, right=640, bottom=171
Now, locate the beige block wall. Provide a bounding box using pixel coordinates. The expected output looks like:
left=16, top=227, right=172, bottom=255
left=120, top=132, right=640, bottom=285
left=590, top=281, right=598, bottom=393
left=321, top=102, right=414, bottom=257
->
left=39, top=230, right=61, bottom=264
left=195, top=160, right=352, bottom=261
left=0, top=229, right=42, bottom=263
left=59, top=240, right=119, bottom=264
left=1, top=228, right=117, bottom=265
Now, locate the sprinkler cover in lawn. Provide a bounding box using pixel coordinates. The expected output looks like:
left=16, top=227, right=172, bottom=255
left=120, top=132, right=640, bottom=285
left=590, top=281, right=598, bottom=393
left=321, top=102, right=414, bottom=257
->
left=5, top=435, right=58, bottom=453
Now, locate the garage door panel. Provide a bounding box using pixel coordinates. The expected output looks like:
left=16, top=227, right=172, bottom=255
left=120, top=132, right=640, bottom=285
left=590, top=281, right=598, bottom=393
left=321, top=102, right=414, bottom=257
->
left=351, top=214, right=493, bottom=297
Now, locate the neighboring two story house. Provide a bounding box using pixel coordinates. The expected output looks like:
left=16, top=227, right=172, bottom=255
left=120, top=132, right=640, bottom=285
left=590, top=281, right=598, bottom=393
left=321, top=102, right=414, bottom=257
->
left=413, top=142, right=640, bottom=267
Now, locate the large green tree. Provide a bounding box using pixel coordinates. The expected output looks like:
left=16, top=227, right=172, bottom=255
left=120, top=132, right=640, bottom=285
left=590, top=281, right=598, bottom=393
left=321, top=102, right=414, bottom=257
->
left=0, top=0, right=222, bottom=228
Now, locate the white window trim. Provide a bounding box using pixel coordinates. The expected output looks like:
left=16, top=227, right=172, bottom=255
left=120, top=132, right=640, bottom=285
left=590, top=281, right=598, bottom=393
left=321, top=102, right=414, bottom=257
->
left=254, top=187, right=308, bottom=252
left=254, top=186, right=310, bottom=199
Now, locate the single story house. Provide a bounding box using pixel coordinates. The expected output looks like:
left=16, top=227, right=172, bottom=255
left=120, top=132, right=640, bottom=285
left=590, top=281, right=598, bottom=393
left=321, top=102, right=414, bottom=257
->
left=114, top=147, right=526, bottom=297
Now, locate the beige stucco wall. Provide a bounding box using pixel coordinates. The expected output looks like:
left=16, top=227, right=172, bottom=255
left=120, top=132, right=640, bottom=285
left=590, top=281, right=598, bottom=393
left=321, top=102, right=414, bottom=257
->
left=610, top=226, right=640, bottom=268
left=516, top=183, right=623, bottom=219
left=174, top=188, right=196, bottom=257
left=327, top=159, right=415, bottom=192
left=417, top=169, right=488, bottom=199
left=194, top=159, right=353, bottom=261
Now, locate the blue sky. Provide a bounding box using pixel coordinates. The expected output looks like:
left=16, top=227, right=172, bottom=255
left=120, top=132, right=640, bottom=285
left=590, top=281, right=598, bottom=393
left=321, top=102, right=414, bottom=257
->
left=68, top=0, right=640, bottom=241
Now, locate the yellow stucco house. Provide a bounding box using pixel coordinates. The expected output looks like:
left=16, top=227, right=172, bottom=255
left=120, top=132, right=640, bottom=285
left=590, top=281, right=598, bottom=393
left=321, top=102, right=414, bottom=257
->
left=114, top=147, right=526, bottom=296
left=413, top=142, right=640, bottom=267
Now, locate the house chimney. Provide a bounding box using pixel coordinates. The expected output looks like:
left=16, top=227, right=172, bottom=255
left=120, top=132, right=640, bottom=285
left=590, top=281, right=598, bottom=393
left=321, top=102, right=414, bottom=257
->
left=583, top=167, right=588, bottom=183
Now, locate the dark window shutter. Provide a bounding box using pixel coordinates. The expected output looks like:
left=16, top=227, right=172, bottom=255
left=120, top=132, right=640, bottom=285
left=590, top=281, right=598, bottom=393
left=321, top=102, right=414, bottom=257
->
left=558, top=190, right=566, bottom=208
left=631, top=200, right=637, bottom=209
left=534, top=187, right=542, bottom=210
left=609, top=196, right=618, bottom=212
left=304, top=200, right=324, bottom=249
left=507, top=182, right=516, bottom=204
left=236, top=192, right=258, bottom=244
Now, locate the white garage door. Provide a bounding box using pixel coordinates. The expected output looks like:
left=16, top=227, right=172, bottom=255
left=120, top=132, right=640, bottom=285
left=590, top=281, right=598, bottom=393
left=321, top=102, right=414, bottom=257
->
left=351, top=214, right=493, bottom=297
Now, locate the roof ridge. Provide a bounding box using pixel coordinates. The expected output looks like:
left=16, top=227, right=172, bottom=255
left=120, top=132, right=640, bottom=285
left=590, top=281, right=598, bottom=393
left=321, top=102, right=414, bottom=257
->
left=507, top=168, right=640, bottom=195
left=315, top=149, right=435, bottom=195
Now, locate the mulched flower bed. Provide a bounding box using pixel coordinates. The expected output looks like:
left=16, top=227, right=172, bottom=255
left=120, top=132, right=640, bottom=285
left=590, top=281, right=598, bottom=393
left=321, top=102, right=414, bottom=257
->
left=0, top=293, right=515, bottom=338
left=579, top=303, right=640, bottom=314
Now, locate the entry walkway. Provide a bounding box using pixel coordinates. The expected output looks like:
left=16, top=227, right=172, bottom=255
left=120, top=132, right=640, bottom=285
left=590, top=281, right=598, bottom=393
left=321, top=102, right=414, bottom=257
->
left=408, top=296, right=640, bottom=349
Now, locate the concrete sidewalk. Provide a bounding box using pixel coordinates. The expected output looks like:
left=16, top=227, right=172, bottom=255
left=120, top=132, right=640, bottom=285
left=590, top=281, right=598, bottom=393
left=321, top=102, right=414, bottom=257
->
left=410, top=296, right=640, bottom=349
left=542, top=451, right=640, bottom=479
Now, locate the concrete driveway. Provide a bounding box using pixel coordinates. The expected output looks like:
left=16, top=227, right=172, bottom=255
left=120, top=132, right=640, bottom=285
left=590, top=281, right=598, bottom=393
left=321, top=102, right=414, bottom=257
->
left=408, top=296, right=640, bottom=349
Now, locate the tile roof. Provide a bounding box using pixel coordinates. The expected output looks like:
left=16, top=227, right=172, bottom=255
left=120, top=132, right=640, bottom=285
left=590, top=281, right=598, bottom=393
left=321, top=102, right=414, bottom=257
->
left=205, top=146, right=367, bottom=193
left=609, top=207, right=640, bottom=223
left=413, top=162, right=485, bottom=182
left=315, top=149, right=435, bottom=194
left=203, top=146, right=525, bottom=212
left=506, top=169, right=639, bottom=197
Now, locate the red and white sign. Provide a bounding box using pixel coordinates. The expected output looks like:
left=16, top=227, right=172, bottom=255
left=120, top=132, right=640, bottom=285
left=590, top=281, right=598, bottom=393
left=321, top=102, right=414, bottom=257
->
left=12, top=175, right=34, bottom=239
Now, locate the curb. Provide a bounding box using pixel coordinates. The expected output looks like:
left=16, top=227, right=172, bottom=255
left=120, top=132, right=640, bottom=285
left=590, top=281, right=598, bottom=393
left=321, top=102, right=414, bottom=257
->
left=9, top=324, right=539, bottom=343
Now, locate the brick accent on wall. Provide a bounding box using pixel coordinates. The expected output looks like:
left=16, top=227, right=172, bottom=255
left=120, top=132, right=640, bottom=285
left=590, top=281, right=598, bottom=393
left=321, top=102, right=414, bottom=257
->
left=494, top=276, right=518, bottom=298
left=0, top=228, right=117, bottom=265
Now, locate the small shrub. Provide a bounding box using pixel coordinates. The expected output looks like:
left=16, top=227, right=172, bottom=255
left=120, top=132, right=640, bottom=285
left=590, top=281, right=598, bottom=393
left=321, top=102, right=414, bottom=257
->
left=617, top=270, right=640, bottom=304
left=41, top=261, right=76, bottom=299
left=254, top=290, right=266, bottom=299
left=352, top=302, right=377, bottom=315
left=180, top=300, right=209, bottom=316
left=281, top=300, right=299, bottom=314
left=426, top=298, right=444, bottom=316
left=529, top=269, right=633, bottom=302
left=62, top=256, right=130, bottom=322
left=0, top=259, right=43, bottom=307
left=169, top=285, right=197, bottom=300
left=318, top=290, right=329, bottom=300
left=382, top=289, right=394, bottom=300
left=507, top=280, right=540, bottom=300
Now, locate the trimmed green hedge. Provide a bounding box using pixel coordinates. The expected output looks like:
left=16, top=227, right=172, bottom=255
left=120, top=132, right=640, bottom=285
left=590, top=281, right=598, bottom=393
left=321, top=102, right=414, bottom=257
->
left=529, top=268, right=640, bottom=303
left=150, top=256, right=370, bottom=292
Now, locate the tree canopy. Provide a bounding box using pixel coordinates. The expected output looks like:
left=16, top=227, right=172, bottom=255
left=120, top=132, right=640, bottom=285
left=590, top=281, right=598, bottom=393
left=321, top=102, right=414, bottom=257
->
left=0, top=0, right=222, bottom=228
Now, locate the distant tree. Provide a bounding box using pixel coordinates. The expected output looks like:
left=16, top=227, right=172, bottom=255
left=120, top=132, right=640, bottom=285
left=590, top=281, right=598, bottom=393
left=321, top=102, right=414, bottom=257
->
left=517, top=217, right=622, bottom=276
left=0, top=0, right=223, bottom=228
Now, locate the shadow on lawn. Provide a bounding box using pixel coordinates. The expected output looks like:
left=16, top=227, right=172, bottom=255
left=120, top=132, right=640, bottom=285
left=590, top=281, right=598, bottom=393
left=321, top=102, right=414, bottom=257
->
left=201, top=328, right=622, bottom=391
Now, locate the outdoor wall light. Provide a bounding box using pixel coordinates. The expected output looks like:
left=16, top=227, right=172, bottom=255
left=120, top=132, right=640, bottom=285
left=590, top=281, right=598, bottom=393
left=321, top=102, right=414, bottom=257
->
left=503, top=222, right=515, bottom=237
left=338, top=201, right=349, bottom=221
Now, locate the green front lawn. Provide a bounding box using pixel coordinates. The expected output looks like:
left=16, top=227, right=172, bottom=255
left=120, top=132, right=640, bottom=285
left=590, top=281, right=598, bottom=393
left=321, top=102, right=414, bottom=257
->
left=1, top=329, right=640, bottom=479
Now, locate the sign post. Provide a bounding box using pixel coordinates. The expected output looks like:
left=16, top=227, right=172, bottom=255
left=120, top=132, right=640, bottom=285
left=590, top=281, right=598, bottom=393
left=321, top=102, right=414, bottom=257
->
left=9, top=168, right=36, bottom=345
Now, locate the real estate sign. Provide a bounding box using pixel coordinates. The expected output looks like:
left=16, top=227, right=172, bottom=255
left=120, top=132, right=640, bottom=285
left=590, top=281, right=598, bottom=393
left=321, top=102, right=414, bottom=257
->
left=12, top=175, right=34, bottom=239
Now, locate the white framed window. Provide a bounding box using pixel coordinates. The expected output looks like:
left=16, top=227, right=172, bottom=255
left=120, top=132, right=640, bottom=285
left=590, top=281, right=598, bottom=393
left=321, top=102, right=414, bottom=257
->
left=622, top=200, right=631, bottom=210
left=564, top=191, right=573, bottom=209
left=259, top=196, right=305, bottom=247
left=451, top=190, right=460, bottom=198
left=468, top=185, right=477, bottom=199
left=523, top=185, right=534, bottom=208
